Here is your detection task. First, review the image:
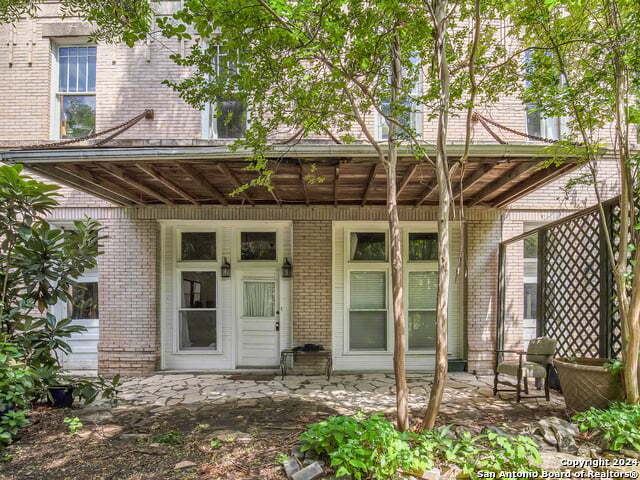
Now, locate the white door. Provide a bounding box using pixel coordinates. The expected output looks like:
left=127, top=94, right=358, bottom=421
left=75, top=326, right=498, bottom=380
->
left=237, top=274, right=280, bottom=367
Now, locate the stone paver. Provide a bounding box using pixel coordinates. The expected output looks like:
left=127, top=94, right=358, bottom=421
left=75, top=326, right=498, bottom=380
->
left=109, top=372, right=566, bottom=423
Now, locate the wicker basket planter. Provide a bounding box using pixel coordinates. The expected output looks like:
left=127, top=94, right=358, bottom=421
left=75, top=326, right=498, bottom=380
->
left=554, top=357, right=623, bottom=413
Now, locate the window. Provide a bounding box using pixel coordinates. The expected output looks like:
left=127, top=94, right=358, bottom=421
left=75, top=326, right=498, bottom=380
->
left=378, top=55, right=423, bottom=140
left=408, top=271, right=437, bottom=350
left=349, top=271, right=387, bottom=350
left=179, top=271, right=217, bottom=350
left=350, top=232, right=387, bottom=261
left=181, top=232, right=216, bottom=261
left=240, top=231, right=277, bottom=260
left=206, top=46, right=247, bottom=139
left=243, top=281, right=276, bottom=317
left=57, top=46, right=96, bottom=139
left=523, top=233, right=538, bottom=323
left=68, top=281, right=99, bottom=319
left=523, top=51, right=565, bottom=141
left=408, top=232, right=438, bottom=261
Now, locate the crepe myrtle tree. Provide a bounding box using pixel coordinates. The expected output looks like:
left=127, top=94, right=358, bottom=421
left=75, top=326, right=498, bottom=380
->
left=155, top=0, right=516, bottom=430
left=508, top=0, right=640, bottom=402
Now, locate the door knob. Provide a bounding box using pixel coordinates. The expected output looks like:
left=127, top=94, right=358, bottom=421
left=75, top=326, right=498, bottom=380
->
left=275, top=321, right=280, bottom=332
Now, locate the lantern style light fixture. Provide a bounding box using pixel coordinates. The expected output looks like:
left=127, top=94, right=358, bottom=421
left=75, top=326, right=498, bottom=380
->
left=282, top=257, right=292, bottom=278
left=221, top=257, right=231, bottom=278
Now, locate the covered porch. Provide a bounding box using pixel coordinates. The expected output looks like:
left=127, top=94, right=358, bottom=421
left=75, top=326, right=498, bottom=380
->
left=1, top=143, right=579, bottom=376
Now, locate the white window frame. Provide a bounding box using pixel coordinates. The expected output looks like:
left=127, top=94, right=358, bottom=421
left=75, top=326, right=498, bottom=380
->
left=201, top=45, right=249, bottom=140
left=235, top=227, right=280, bottom=265
left=343, top=224, right=440, bottom=355
left=522, top=52, right=568, bottom=142
left=403, top=226, right=438, bottom=353
left=50, top=43, right=97, bottom=141
left=174, top=228, right=222, bottom=354
left=347, top=230, right=389, bottom=263
left=375, top=58, right=424, bottom=141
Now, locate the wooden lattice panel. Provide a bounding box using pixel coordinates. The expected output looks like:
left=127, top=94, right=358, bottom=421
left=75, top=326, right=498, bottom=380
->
left=542, top=210, right=603, bottom=358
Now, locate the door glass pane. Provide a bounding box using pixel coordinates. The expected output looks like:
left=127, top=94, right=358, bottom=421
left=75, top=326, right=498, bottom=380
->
left=408, top=271, right=437, bottom=309
left=181, top=232, right=216, bottom=261
left=408, top=232, right=438, bottom=261
left=181, top=272, right=216, bottom=308
left=243, top=281, right=275, bottom=317
left=409, top=311, right=436, bottom=349
left=350, top=271, right=386, bottom=309
left=179, top=310, right=216, bottom=349
left=61, top=95, right=96, bottom=138
left=68, top=281, right=99, bottom=319
left=240, top=232, right=276, bottom=260
left=349, top=311, right=387, bottom=350
left=350, top=232, right=386, bottom=261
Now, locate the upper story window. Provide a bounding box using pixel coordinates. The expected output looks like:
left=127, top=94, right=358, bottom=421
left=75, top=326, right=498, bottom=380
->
left=523, top=51, right=565, bottom=141
left=57, top=46, right=96, bottom=139
left=377, top=56, right=423, bottom=140
left=205, top=46, right=247, bottom=139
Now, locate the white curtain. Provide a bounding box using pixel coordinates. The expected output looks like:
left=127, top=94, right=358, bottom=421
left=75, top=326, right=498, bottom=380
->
left=350, top=233, right=358, bottom=260
left=244, top=281, right=275, bottom=317
left=180, top=312, right=191, bottom=348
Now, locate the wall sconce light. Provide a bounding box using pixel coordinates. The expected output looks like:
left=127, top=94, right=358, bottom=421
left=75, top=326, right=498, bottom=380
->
left=221, top=257, right=231, bottom=278
left=282, top=257, right=293, bottom=278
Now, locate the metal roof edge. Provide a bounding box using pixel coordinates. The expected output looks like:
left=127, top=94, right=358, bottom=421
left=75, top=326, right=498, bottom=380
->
left=0, top=143, right=586, bottom=164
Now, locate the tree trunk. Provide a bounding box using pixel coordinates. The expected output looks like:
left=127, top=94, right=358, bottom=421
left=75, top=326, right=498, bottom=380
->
left=388, top=33, right=409, bottom=432
left=423, top=0, right=450, bottom=430
left=388, top=157, right=409, bottom=431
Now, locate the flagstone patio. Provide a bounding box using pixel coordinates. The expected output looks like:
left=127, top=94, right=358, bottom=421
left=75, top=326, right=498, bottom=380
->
left=112, top=372, right=567, bottom=431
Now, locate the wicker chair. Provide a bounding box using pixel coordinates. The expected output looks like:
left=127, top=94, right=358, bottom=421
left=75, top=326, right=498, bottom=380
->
left=493, top=337, right=556, bottom=402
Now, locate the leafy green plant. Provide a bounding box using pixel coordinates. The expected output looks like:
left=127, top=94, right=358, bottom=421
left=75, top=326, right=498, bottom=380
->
left=152, top=431, right=184, bottom=446
left=573, top=402, right=640, bottom=451
left=63, top=416, right=83, bottom=435
left=299, top=413, right=541, bottom=480
left=209, top=439, right=222, bottom=450
left=0, top=342, right=33, bottom=447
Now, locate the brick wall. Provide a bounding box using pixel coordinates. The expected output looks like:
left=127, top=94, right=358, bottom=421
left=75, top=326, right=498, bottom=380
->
left=291, top=220, right=333, bottom=374
left=466, top=219, right=502, bottom=374
left=97, top=218, right=159, bottom=375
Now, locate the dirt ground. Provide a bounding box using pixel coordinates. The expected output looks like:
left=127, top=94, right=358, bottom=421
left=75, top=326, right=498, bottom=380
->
left=0, top=398, right=338, bottom=480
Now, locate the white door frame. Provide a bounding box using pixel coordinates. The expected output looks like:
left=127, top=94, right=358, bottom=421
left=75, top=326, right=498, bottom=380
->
left=235, top=268, right=281, bottom=367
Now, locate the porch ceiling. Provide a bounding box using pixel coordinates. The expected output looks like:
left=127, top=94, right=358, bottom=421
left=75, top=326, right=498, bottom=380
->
left=0, top=144, right=579, bottom=208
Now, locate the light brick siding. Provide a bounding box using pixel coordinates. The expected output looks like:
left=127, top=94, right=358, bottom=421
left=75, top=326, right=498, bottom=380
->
left=291, top=220, right=333, bottom=374
left=465, top=219, right=502, bottom=374
left=97, top=219, right=159, bottom=375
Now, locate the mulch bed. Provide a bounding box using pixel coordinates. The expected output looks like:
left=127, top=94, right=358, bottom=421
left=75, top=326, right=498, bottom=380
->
left=1, top=399, right=337, bottom=480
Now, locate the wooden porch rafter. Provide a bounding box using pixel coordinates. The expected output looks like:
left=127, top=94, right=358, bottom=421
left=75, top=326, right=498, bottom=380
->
left=136, top=163, right=199, bottom=205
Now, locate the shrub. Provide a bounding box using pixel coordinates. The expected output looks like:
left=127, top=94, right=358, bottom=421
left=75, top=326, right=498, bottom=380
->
left=573, top=402, right=640, bottom=451
left=299, top=413, right=542, bottom=480
left=0, top=342, right=33, bottom=447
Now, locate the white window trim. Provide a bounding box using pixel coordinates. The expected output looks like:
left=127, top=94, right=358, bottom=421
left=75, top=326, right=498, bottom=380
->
left=403, top=226, right=438, bottom=353
left=174, top=267, right=221, bottom=354
left=174, top=227, right=223, bottom=355
left=234, top=227, right=281, bottom=265
left=176, top=227, right=221, bottom=265
left=342, top=223, right=439, bottom=355
left=50, top=43, right=97, bottom=141
left=200, top=45, right=250, bottom=140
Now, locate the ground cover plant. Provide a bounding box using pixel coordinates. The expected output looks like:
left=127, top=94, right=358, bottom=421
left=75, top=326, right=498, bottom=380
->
left=300, top=412, right=542, bottom=479
left=573, top=402, right=640, bottom=452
